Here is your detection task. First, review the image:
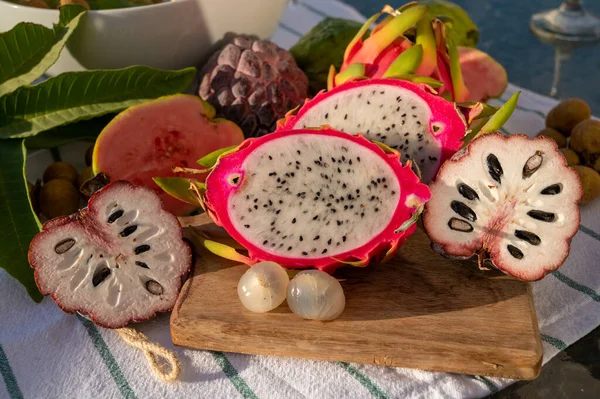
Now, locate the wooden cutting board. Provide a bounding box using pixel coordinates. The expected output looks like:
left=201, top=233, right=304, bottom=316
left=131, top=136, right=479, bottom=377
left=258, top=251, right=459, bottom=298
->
left=171, top=214, right=542, bottom=380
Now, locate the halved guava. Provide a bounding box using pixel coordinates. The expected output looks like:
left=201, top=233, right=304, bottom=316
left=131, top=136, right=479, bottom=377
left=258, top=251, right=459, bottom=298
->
left=93, top=95, right=245, bottom=215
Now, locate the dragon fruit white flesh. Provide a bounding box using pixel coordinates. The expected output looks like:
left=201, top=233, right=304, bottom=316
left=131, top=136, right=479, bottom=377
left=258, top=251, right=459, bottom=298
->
left=423, top=133, right=582, bottom=281
left=29, top=181, right=191, bottom=328
left=193, top=128, right=431, bottom=273
left=278, top=79, right=467, bottom=183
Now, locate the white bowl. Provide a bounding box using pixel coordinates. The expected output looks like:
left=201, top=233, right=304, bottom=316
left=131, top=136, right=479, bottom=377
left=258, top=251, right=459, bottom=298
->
left=0, top=0, right=289, bottom=75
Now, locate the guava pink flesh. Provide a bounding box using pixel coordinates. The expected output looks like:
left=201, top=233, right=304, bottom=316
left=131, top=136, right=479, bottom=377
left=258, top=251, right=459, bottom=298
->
left=280, top=79, right=467, bottom=183
left=202, top=129, right=431, bottom=272
left=458, top=46, right=508, bottom=102
left=94, top=96, right=244, bottom=216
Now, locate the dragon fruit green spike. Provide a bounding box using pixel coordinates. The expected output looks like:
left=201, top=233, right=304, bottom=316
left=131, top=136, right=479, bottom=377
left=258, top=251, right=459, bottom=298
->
left=29, top=181, right=192, bottom=328
left=279, top=78, right=468, bottom=183
left=328, top=4, right=470, bottom=102
left=189, top=128, right=431, bottom=273
left=423, top=133, right=582, bottom=281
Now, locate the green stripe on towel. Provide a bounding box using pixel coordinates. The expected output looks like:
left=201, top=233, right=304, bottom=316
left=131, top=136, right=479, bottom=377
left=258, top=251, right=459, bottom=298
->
left=541, top=334, right=567, bottom=351
left=580, top=225, right=600, bottom=241
left=211, top=351, right=259, bottom=399
left=0, top=345, right=23, bottom=399
left=337, top=362, right=389, bottom=399
left=471, top=375, right=498, bottom=393
left=77, top=315, right=137, bottom=399
left=551, top=271, right=600, bottom=302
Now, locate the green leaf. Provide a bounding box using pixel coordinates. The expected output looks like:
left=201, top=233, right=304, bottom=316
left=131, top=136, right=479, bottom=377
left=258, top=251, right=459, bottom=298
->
left=0, top=5, right=87, bottom=98
left=0, top=66, right=196, bottom=139
left=152, top=177, right=205, bottom=206
left=0, top=139, right=43, bottom=302
left=394, top=203, right=424, bottom=233
left=462, top=91, right=520, bottom=145
left=188, top=227, right=253, bottom=265
left=334, top=62, right=366, bottom=86
left=25, top=114, right=114, bottom=149
left=477, top=91, right=520, bottom=134
left=197, top=145, right=240, bottom=167
left=382, top=44, right=423, bottom=77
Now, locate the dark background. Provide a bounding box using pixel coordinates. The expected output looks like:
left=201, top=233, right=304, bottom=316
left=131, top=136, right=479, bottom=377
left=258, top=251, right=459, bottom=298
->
left=343, top=0, right=600, bottom=111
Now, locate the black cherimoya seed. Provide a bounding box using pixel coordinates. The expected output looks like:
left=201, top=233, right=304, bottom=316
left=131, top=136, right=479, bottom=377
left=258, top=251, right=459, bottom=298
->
left=135, top=261, right=149, bottom=269
left=145, top=280, right=163, bottom=295
left=134, top=244, right=151, bottom=254
left=541, top=184, right=562, bottom=195
left=514, top=230, right=541, bottom=245
left=448, top=217, right=473, bottom=232
left=507, top=245, right=524, bottom=260
left=92, top=267, right=111, bottom=287
left=527, top=209, right=556, bottom=222
left=450, top=201, right=477, bottom=221
left=54, top=238, right=75, bottom=254
left=486, top=153, right=503, bottom=184
left=523, top=151, right=543, bottom=179
left=119, top=225, right=138, bottom=237
left=107, top=209, right=124, bottom=224
left=457, top=183, right=479, bottom=201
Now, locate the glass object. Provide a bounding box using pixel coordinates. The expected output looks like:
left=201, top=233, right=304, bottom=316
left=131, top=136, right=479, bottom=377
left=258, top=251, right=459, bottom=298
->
left=530, top=0, right=600, bottom=97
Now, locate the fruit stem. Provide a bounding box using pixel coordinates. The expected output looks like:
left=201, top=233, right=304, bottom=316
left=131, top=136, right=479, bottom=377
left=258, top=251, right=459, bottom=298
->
left=172, top=166, right=209, bottom=175
left=476, top=250, right=492, bottom=270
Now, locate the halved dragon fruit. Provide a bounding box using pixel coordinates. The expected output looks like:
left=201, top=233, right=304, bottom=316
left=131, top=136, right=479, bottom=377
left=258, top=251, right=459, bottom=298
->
left=278, top=78, right=467, bottom=183
left=423, top=133, right=582, bottom=281
left=183, top=128, right=431, bottom=272
left=29, top=181, right=191, bottom=328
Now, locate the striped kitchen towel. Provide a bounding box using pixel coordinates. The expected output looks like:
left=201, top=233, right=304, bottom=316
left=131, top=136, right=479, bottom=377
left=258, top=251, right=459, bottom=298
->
left=2, top=1, right=599, bottom=398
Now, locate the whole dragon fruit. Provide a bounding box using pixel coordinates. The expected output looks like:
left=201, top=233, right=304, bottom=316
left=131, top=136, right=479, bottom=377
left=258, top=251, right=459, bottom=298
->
left=278, top=78, right=467, bottom=183
left=29, top=181, right=192, bottom=328
left=423, top=133, right=582, bottom=281
left=164, top=129, right=431, bottom=272
left=328, top=4, right=470, bottom=102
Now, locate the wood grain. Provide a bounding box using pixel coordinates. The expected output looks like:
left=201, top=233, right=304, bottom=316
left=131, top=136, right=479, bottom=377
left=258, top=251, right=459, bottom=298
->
left=172, top=214, right=542, bottom=380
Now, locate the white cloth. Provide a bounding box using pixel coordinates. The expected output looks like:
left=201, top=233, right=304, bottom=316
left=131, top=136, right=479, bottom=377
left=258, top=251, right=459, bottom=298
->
left=2, top=1, right=599, bottom=398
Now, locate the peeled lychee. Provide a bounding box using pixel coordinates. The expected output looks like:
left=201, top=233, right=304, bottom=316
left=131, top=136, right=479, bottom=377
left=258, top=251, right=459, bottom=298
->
left=546, top=98, right=591, bottom=136
left=571, top=166, right=600, bottom=205
left=40, top=179, right=80, bottom=219
left=537, top=127, right=567, bottom=148
left=43, top=162, right=79, bottom=185
left=559, top=148, right=580, bottom=166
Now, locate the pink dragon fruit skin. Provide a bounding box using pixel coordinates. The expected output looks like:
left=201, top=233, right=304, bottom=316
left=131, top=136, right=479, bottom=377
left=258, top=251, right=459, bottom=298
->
left=200, top=128, right=431, bottom=272
left=279, top=78, right=468, bottom=183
